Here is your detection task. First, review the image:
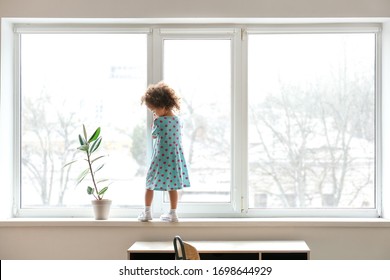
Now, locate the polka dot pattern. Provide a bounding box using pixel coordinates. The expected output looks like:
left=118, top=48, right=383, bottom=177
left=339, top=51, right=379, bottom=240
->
left=146, top=116, right=191, bottom=191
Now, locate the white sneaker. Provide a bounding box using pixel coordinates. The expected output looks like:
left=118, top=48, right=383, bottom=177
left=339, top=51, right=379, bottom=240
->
left=160, top=212, right=179, bottom=223
left=138, top=211, right=152, bottom=222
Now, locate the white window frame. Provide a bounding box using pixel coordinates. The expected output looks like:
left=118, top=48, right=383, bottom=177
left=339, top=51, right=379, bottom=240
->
left=11, top=25, right=152, bottom=218
left=151, top=27, right=243, bottom=217
left=0, top=20, right=382, bottom=218
left=243, top=24, right=382, bottom=218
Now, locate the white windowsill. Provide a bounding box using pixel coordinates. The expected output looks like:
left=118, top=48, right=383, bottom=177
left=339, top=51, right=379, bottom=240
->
left=1, top=217, right=390, bottom=228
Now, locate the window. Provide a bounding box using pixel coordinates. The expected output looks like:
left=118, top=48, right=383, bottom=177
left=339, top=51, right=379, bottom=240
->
left=247, top=33, right=376, bottom=211
left=152, top=29, right=239, bottom=215
left=163, top=38, right=232, bottom=203
left=19, top=32, right=147, bottom=214
left=1, top=22, right=381, bottom=218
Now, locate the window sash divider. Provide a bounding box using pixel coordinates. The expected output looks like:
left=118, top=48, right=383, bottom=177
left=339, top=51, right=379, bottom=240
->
left=14, top=25, right=151, bottom=34
left=246, top=24, right=381, bottom=34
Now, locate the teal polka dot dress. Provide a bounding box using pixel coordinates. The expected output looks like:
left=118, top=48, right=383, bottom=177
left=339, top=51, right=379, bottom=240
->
left=146, top=116, right=191, bottom=191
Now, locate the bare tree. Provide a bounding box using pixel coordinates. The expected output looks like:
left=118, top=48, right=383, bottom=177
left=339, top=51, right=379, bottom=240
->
left=249, top=73, right=374, bottom=208
left=129, top=123, right=147, bottom=176
left=22, top=90, right=78, bottom=206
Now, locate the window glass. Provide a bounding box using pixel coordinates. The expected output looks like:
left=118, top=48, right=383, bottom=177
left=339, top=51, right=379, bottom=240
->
left=14, top=26, right=379, bottom=217
left=163, top=39, right=232, bottom=202
left=20, top=33, right=147, bottom=208
left=248, top=33, right=376, bottom=209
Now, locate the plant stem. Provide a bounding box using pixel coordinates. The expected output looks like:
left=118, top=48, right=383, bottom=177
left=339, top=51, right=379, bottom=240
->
left=86, top=150, right=100, bottom=200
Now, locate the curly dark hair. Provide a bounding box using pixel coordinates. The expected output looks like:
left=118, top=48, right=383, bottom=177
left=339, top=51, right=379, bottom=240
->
left=141, top=82, right=181, bottom=111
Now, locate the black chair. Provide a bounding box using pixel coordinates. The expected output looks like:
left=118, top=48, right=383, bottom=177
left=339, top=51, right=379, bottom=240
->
left=173, top=235, right=200, bottom=260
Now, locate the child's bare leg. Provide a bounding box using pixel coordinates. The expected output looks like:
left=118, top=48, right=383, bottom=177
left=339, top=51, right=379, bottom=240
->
left=138, top=189, right=154, bottom=221
left=168, top=190, right=178, bottom=210
left=160, top=190, right=179, bottom=222
left=145, top=189, right=154, bottom=206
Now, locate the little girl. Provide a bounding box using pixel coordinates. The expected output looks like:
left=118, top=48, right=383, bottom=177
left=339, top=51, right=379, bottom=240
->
left=139, top=82, right=190, bottom=222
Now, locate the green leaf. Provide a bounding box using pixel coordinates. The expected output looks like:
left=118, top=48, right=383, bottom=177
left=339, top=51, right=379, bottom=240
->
left=77, top=168, right=90, bottom=185
left=94, top=164, right=105, bottom=174
left=90, top=137, right=102, bottom=154
left=88, top=127, right=101, bottom=143
left=98, top=186, right=108, bottom=196
left=87, top=186, right=94, bottom=195
left=91, top=155, right=105, bottom=164
left=83, top=124, right=88, bottom=140
left=96, top=179, right=109, bottom=184
left=63, top=160, right=78, bottom=168
left=78, top=144, right=89, bottom=152
left=78, top=134, right=86, bottom=146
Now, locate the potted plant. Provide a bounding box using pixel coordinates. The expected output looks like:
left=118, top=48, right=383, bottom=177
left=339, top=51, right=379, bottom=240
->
left=65, top=125, right=112, bottom=220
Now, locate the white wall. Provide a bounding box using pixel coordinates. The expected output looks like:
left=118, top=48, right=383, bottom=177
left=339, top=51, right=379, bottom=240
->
left=0, top=0, right=390, bottom=18
left=4, top=0, right=390, bottom=57
left=1, top=0, right=390, bottom=260
left=1, top=220, right=390, bottom=260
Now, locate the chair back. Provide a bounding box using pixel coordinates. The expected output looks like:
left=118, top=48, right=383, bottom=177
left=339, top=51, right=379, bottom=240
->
left=173, top=236, right=186, bottom=260
left=173, top=236, right=200, bottom=260
left=183, top=242, right=200, bottom=260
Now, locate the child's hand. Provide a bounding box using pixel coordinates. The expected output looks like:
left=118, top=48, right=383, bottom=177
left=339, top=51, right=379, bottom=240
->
left=151, top=113, right=157, bottom=128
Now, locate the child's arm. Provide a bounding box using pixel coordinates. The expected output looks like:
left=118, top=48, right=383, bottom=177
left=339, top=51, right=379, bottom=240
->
left=151, top=117, right=159, bottom=139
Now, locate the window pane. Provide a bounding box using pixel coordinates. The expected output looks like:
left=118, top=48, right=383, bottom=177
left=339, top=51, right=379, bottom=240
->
left=248, top=33, right=375, bottom=209
left=20, top=33, right=147, bottom=208
left=163, top=39, right=231, bottom=202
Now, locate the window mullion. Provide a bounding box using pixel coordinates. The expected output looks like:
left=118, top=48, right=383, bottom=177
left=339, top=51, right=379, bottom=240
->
left=149, top=28, right=165, bottom=214
left=238, top=28, right=249, bottom=214
left=231, top=28, right=247, bottom=214
left=14, top=32, right=22, bottom=217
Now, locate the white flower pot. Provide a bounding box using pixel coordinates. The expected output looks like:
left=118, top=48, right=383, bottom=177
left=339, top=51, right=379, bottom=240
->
left=91, top=199, right=112, bottom=220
